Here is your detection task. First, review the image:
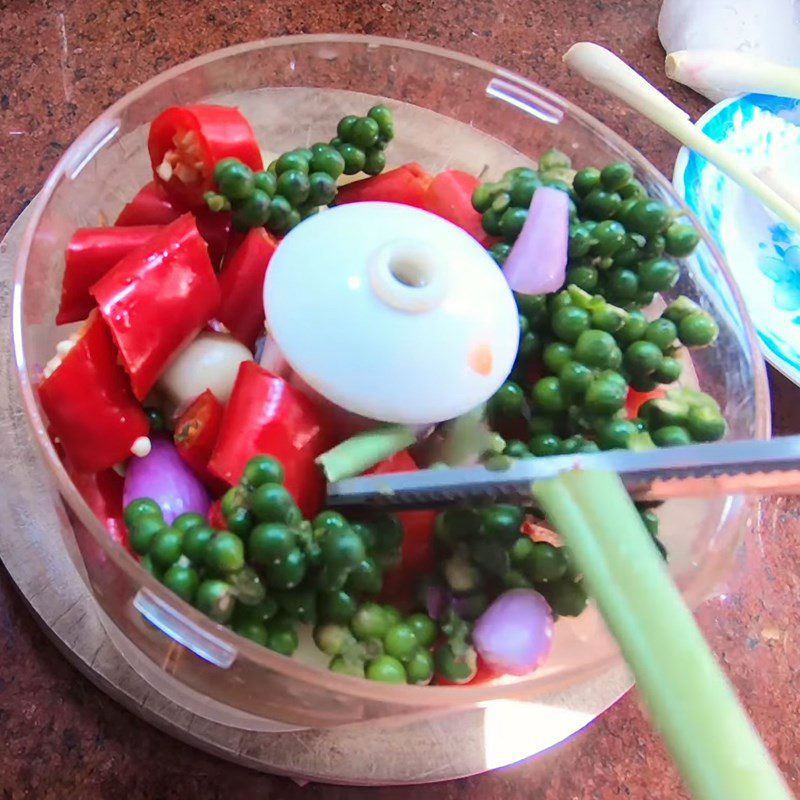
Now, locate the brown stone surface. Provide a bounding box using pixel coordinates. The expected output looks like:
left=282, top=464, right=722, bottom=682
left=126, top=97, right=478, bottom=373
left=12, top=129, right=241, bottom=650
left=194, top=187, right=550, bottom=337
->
left=1, top=0, right=799, bottom=797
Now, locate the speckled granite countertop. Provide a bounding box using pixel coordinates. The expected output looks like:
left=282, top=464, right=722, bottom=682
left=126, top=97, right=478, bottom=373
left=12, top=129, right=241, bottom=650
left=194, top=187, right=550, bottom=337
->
left=1, top=1, right=799, bottom=797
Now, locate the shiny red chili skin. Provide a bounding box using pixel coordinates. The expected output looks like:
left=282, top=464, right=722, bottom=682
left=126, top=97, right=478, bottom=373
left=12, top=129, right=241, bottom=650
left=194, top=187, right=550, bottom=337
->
left=115, top=181, right=184, bottom=226
left=38, top=312, right=149, bottom=473
left=148, top=105, right=264, bottom=207
left=208, top=362, right=329, bottom=517
left=422, top=170, right=496, bottom=246
left=217, top=227, right=278, bottom=349
left=335, top=162, right=433, bottom=208
left=90, top=214, right=221, bottom=401
left=173, top=389, right=226, bottom=493
left=57, top=226, right=162, bottom=325
left=193, top=207, right=232, bottom=270
left=68, top=465, right=129, bottom=551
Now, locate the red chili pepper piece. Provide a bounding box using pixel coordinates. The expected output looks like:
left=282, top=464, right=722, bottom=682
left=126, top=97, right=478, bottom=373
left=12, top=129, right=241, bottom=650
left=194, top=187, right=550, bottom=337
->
left=174, top=389, right=226, bottom=493
left=208, top=362, right=329, bottom=517
left=115, top=181, right=185, bottom=226
left=67, top=465, right=129, bottom=550
left=38, top=312, right=149, bottom=472
left=193, top=207, right=232, bottom=270
left=148, top=105, right=264, bottom=207
left=217, top=227, right=278, bottom=349
left=335, top=162, right=433, bottom=208
left=57, top=226, right=162, bottom=325
left=626, top=386, right=665, bottom=419
left=436, top=655, right=499, bottom=686
left=207, top=497, right=226, bottom=530
left=90, top=213, right=221, bottom=401
left=369, top=450, right=436, bottom=575
left=422, top=169, right=495, bottom=246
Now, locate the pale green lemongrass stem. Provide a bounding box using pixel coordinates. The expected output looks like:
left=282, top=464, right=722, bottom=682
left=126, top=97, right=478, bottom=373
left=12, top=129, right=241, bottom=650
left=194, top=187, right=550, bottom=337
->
left=315, top=424, right=416, bottom=482
left=563, top=42, right=800, bottom=232
left=666, top=50, right=800, bottom=103
left=532, top=470, right=793, bottom=800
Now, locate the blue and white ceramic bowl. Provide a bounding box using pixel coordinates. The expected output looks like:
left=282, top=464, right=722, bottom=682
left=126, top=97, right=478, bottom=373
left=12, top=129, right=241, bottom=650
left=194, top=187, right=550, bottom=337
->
left=674, top=93, right=800, bottom=386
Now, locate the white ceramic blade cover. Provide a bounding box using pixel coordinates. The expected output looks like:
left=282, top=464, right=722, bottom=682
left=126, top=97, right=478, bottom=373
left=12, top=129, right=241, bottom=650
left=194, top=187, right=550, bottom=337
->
left=263, top=202, right=519, bottom=425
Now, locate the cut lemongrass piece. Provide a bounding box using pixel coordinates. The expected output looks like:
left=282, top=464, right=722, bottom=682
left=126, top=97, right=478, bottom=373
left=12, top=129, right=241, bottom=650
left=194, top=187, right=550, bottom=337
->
left=316, top=424, right=416, bottom=482
left=666, top=50, right=800, bottom=103
left=532, top=470, right=793, bottom=800
left=755, top=166, right=800, bottom=214
left=563, top=42, right=800, bottom=233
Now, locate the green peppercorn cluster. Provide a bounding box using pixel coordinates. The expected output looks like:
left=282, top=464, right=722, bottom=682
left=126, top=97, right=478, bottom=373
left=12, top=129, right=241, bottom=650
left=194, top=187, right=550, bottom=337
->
left=205, top=106, right=394, bottom=234
left=124, top=454, right=408, bottom=659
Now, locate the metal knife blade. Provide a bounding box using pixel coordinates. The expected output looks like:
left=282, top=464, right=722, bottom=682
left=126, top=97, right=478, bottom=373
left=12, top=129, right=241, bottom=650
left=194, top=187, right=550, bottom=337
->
left=326, top=435, right=800, bottom=512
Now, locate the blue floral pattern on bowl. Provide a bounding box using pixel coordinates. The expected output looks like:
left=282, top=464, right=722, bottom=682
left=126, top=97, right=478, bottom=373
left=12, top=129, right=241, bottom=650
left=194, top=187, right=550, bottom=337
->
left=673, top=94, right=800, bottom=387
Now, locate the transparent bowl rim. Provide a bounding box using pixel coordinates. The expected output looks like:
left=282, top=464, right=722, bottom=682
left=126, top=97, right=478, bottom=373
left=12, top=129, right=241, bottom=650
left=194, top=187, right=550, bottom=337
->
left=11, top=33, right=771, bottom=707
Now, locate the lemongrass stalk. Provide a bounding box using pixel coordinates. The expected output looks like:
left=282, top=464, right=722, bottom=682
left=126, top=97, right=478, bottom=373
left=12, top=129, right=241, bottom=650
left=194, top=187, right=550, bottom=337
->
left=666, top=50, right=800, bottom=102
left=532, top=470, right=793, bottom=800
left=316, top=424, right=416, bottom=482
left=563, top=42, right=800, bottom=232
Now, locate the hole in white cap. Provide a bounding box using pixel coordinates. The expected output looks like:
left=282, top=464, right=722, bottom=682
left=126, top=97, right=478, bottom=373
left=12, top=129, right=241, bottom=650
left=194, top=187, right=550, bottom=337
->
left=388, top=247, right=436, bottom=288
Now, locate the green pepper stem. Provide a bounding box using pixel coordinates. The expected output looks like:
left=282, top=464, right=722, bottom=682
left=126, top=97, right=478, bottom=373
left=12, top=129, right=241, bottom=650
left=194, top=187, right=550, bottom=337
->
left=532, top=470, right=792, bottom=800
left=316, top=424, right=416, bottom=482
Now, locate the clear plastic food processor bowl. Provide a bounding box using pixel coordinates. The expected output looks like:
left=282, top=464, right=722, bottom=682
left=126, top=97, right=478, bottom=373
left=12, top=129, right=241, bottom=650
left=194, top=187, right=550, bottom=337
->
left=10, top=35, right=769, bottom=729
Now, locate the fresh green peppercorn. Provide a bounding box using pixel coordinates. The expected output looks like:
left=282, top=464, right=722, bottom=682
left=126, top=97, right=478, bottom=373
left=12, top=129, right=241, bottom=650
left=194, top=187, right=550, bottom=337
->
left=337, top=114, right=359, bottom=142
left=265, top=617, right=298, bottom=655
left=170, top=512, right=204, bottom=535
left=129, top=516, right=165, bottom=556
left=615, top=309, right=648, bottom=345
left=346, top=557, right=383, bottom=595
left=543, top=342, right=573, bottom=373
left=351, top=602, right=391, bottom=641
left=140, top=554, right=160, bottom=578
left=383, top=623, right=418, bottom=662
left=363, top=148, right=386, bottom=176
left=637, top=257, right=679, bottom=292
left=124, top=498, right=162, bottom=529
left=651, top=424, right=692, bottom=447
left=337, top=143, right=366, bottom=175
left=566, top=264, right=599, bottom=292
left=318, top=590, right=358, bottom=625
left=559, top=360, right=593, bottom=398
left=472, top=183, right=495, bottom=212
left=552, top=306, right=591, bottom=343
left=662, top=295, right=700, bottom=324
left=309, top=144, right=346, bottom=179
left=488, top=242, right=511, bottom=265
left=321, top=527, right=366, bottom=571
left=205, top=532, right=245, bottom=574
left=605, top=268, right=639, bottom=301
left=314, top=623, right=355, bottom=656
left=180, top=524, right=213, bottom=563
left=231, top=189, right=271, bottom=230
left=528, top=433, right=560, bottom=457
left=274, top=169, right=310, bottom=206
left=195, top=579, right=235, bottom=623
left=304, top=171, right=337, bottom=206
left=509, top=173, right=541, bottom=208
left=572, top=167, right=601, bottom=197
left=233, top=596, right=278, bottom=626
left=251, top=483, right=299, bottom=524
left=242, top=456, right=284, bottom=490
left=226, top=506, right=255, bottom=538
left=568, top=226, right=593, bottom=259
left=498, top=207, right=527, bottom=240
left=644, top=318, right=677, bottom=351
left=539, top=148, right=571, bottom=172
left=626, top=199, right=670, bottom=236
left=653, top=356, right=682, bottom=384
left=406, top=613, right=437, bottom=649
left=591, top=303, right=626, bottom=333
left=489, top=381, right=526, bottom=417
left=664, top=222, right=700, bottom=257
left=591, top=220, right=627, bottom=256
left=532, top=376, right=566, bottom=414
left=624, top=340, right=664, bottom=375
left=347, top=116, right=380, bottom=148
left=614, top=196, right=639, bottom=224
left=618, top=179, right=647, bottom=199
left=545, top=579, right=588, bottom=616
left=366, top=654, right=407, bottom=683
left=329, top=656, right=365, bottom=677
left=144, top=406, right=165, bottom=433
left=504, top=440, right=531, bottom=459
left=600, top=161, right=634, bottom=191
left=584, top=374, right=628, bottom=415
left=510, top=535, right=536, bottom=565
left=678, top=310, right=719, bottom=347
left=150, top=527, right=184, bottom=570
left=686, top=405, right=726, bottom=442
left=581, top=188, right=621, bottom=220
left=596, top=418, right=636, bottom=451
left=253, top=170, right=278, bottom=196
left=549, top=289, right=573, bottom=312
left=406, top=648, right=435, bottom=685
left=266, top=194, right=293, bottom=231
left=215, top=160, right=255, bottom=200
left=233, top=620, right=269, bottom=646
left=312, top=510, right=348, bottom=533
left=573, top=329, right=617, bottom=368
left=481, top=207, right=503, bottom=236
left=162, top=564, right=200, bottom=602
left=435, top=643, right=477, bottom=684
left=266, top=548, right=307, bottom=590
left=526, top=542, right=568, bottom=583
left=367, top=104, right=394, bottom=138
left=481, top=504, right=524, bottom=541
